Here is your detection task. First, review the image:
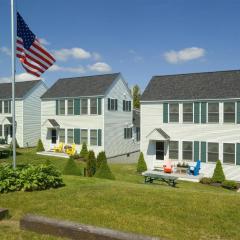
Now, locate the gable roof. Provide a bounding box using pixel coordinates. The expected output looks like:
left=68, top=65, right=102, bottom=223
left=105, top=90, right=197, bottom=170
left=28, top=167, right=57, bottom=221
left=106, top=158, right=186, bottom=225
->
left=0, top=80, right=42, bottom=99
left=141, top=70, right=240, bottom=101
left=41, top=73, right=120, bottom=99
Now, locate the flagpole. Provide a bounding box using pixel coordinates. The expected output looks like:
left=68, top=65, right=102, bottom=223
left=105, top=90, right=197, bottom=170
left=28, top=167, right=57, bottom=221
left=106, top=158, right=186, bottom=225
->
left=11, top=0, right=16, bottom=169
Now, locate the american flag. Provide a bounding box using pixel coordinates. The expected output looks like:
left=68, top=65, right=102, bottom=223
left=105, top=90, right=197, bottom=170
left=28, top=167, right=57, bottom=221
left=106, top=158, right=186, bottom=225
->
left=16, top=12, right=56, bottom=77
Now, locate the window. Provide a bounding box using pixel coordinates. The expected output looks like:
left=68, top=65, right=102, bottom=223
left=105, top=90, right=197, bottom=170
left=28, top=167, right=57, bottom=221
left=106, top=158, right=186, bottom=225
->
left=156, top=141, right=164, bottom=160
left=4, top=100, right=11, bottom=114
left=90, top=98, right=97, bottom=114
left=108, top=98, right=118, bottom=111
left=169, top=103, right=179, bottom=122
left=169, top=141, right=178, bottom=159
left=223, top=143, right=235, bottom=164
left=224, top=102, right=235, bottom=123
left=59, top=129, right=65, bottom=143
left=123, top=100, right=131, bottom=112
left=0, top=101, right=2, bottom=113
left=208, top=103, right=219, bottom=123
left=81, top=99, right=88, bottom=114
left=59, top=100, right=65, bottom=115
left=124, top=128, right=132, bottom=139
left=136, top=127, right=140, bottom=141
left=208, top=143, right=219, bottom=162
left=67, top=129, right=74, bottom=144
left=51, top=129, right=57, bottom=144
left=67, top=99, right=74, bottom=115
left=182, top=141, right=193, bottom=160
left=81, top=129, right=88, bottom=144
left=90, top=129, right=98, bottom=146
left=183, top=103, right=193, bottom=122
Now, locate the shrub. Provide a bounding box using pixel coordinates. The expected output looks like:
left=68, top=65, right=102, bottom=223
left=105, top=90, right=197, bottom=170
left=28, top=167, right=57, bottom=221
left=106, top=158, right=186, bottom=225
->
left=0, top=164, right=64, bottom=193
left=86, top=151, right=96, bottom=177
left=95, top=152, right=115, bottom=180
left=137, top=152, right=147, bottom=173
left=200, top=177, right=212, bottom=185
left=36, top=139, right=45, bottom=152
left=212, top=160, right=225, bottom=183
left=96, top=151, right=106, bottom=169
left=222, top=180, right=238, bottom=190
left=63, top=157, right=82, bottom=176
left=80, top=142, right=88, bottom=159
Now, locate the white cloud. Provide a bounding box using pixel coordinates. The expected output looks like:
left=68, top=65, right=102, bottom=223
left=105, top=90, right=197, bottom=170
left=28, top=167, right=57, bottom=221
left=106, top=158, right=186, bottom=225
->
left=52, top=48, right=91, bottom=61
left=92, top=52, right=102, bottom=61
left=0, top=47, right=11, bottom=56
left=49, top=64, right=86, bottom=74
left=164, top=47, right=206, bottom=64
left=0, top=73, right=41, bottom=83
left=38, top=38, right=50, bottom=45
left=88, top=62, right=112, bottom=73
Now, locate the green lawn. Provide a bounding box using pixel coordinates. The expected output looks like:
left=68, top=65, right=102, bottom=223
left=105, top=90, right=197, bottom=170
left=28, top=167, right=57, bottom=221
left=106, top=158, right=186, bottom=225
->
left=0, top=148, right=240, bottom=240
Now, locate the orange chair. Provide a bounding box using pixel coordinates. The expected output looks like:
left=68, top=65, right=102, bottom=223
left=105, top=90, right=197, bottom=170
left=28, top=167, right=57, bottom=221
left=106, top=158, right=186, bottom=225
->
left=163, top=160, right=173, bottom=173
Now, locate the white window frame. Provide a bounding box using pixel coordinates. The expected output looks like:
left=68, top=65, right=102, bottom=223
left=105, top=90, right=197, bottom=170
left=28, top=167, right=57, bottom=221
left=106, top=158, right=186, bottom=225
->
left=90, top=129, right=98, bottom=146
left=81, top=98, right=88, bottom=115
left=182, top=141, right=193, bottom=161
left=223, top=143, right=236, bottom=165
left=169, top=103, right=179, bottom=123
left=183, top=102, right=193, bottom=123
left=80, top=129, right=88, bottom=145
left=67, top=129, right=74, bottom=144
left=207, top=142, right=219, bottom=163
left=67, top=99, right=74, bottom=115
left=59, top=128, right=66, bottom=143
left=169, top=141, right=179, bottom=160
left=90, top=98, right=98, bottom=115
left=223, top=102, right=236, bottom=124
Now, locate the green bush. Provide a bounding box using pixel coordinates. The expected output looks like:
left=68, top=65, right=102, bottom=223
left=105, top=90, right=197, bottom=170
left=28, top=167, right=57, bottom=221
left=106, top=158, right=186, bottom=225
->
left=200, top=177, right=212, bottom=185
left=80, top=142, right=88, bottom=160
left=137, top=152, right=147, bottom=173
left=96, top=151, right=106, bottom=169
left=212, top=160, right=225, bottom=183
left=0, top=164, right=64, bottom=193
left=36, top=139, right=45, bottom=152
left=86, top=150, right=96, bottom=177
left=63, top=157, right=82, bottom=176
left=95, top=152, right=115, bottom=180
left=222, top=180, right=238, bottom=190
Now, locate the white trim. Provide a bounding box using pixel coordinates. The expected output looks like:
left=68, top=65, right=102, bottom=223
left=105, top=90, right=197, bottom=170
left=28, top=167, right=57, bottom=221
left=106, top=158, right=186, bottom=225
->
left=141, top=98, right=240, bottom=103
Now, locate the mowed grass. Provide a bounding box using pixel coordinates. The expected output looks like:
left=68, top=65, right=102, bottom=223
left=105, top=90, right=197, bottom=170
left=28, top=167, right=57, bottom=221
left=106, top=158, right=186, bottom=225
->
left=0, top=148, right=240, bottom=240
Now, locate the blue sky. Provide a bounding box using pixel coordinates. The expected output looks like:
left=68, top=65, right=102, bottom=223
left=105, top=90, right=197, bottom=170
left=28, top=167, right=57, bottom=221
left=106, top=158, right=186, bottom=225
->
left=1, top=0, right=240, bottom=90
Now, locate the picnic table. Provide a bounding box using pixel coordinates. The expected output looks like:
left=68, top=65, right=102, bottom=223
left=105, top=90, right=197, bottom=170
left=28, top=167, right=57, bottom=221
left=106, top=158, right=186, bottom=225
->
left=142, top=171, right=178, bottom=187
left=0, top=148, right=10, bottom=158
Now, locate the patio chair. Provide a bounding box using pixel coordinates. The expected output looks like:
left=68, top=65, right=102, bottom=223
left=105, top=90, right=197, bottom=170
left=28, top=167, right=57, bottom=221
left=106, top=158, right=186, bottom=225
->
left=53, top=142, right=64, bottom=152
left=66, top=144, right=76, bottom=156
left=188, top=160, right=201, bottom=176
left=163, top=160, right=173, bottom=173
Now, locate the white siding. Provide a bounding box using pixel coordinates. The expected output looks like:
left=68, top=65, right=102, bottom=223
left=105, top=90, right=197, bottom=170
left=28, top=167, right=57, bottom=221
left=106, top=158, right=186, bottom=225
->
left=23, top=82, right=48, bottom=147
left=104, top=77, right=140, bottom=157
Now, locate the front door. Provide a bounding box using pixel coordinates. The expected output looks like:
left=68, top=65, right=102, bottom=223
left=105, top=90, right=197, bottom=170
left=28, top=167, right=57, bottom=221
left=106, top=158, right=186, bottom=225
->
left=156, top=141, right=164, bottom=160
left=51, top=129, right=57, bottom=144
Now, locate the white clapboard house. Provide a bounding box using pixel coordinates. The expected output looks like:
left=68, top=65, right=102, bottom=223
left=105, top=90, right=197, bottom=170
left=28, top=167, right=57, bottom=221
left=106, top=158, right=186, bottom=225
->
left=141, top=70, right=240, bottom=181
left=40, top=73, right=140, bottom=158
left=0, top=80, right=47, bottom=147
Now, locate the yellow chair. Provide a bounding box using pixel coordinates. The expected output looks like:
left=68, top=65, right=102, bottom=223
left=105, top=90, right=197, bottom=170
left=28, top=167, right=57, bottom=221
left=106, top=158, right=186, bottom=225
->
left=53, top=142, right=64, bottom=152
left=66, top=144, right=76, bottom=156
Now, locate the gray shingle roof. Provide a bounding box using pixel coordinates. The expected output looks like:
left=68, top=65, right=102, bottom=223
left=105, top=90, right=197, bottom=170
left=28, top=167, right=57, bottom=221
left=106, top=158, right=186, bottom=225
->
left=0, top=80, right=41, bottom=99
left=141, top=70, right=240, bottom=101
left=41, top=73, right=120, bottom=99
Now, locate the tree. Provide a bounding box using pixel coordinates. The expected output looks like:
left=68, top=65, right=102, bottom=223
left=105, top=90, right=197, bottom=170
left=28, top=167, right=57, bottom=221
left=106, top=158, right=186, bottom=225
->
left=212, top=160, right=225, bottom=183
left=96, top=151, right=106, bottom=170
left=80, top=142, right=88, bottom=159
left=137, top=152, right=147, bottom=173
left=63, top=157, right=81, bottom=176
left=86, top=150, right=96, bottom=177
left=132, top=85, right=141, bottom=109
left=95, top=155, right=115, bottom=180
left=36, top=139, right=45, bottom=152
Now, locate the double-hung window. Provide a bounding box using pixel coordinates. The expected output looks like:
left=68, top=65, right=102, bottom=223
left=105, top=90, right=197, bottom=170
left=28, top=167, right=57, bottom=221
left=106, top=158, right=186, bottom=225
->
left=81, top=129, right=88, bottom=144
left=59, top=100, right=65, bottom=115
left=169, top=141, right=179, bottom=159
left=90, top=98, right=97, bottom=114
left=208, top=143, right=219, bottom=162
left=182, top=141, right=193, bottom=160
left=81, top=99, right=88, bottom=115
left=223, top=143, right=235, bottom=164
left=183, top=103, right=193, bottom=122
left=123, top=100, right=131, bottom=112
left=67, top=129, right=74, bottom=144
left=108, top=98, right=118, bottom=111
left=90, top=129, right=98, bottom=145
left=59, top=129, right=65, bottom=143
left=169, top=103, right=179, bottom=122
left=224, top=102, right=235, bottom=123
left=67, top=99, right=74, bottom=115
left=4, top=100, right=11, bottom=114
left=208, top=103, right=219, bottom=123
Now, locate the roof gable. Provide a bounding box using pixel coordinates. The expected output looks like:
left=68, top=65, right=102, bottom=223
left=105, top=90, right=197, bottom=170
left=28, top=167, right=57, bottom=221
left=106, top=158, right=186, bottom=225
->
left=0, top=80, right=42, bottom=99
left=41, top=73, right=120, bottom=99
left=141, top=70, right=240, bottom=101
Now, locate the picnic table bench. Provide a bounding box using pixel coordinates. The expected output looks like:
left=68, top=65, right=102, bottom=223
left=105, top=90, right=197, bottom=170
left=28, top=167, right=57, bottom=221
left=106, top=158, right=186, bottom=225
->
left=0, top=148, right=10, bottom=158
left=142, top=171, right=178, bottom=187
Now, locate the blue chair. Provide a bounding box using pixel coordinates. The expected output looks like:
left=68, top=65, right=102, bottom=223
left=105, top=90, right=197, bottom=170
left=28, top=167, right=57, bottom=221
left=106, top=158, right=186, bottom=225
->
left=188, top=160, right=201, bottom=176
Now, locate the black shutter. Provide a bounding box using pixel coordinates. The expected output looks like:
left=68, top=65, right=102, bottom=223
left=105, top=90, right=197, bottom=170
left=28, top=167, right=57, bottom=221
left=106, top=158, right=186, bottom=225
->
left=123, top=100, right=126, bottom=111
left=108, top=98, right=110, bottom=110
left=56, top=100, right=59, bottom=115
left=115, top=99, right=118, bottom=111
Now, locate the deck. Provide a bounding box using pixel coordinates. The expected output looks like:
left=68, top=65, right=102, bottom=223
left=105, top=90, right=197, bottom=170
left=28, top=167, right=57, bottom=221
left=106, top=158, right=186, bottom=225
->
left=37, top=151, right=69, bottom=159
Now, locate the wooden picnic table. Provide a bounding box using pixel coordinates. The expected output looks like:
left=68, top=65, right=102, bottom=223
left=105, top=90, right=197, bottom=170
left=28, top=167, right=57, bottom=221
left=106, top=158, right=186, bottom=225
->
left=142, top=171, right=178, bottom=187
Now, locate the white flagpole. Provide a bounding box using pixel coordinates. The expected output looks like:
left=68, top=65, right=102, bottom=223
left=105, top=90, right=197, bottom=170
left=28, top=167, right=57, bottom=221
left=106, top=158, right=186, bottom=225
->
left=11, top=0, right=16, bottom=169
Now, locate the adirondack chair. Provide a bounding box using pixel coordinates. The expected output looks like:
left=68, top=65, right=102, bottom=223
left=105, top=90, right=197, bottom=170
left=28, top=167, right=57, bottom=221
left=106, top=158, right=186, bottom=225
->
left=188, top=160, right=201, bottom=176
left=66, top=144, right=76, bottom=156
left=163, top=160, right=173, bottom=173
left=53, top=142, right=64, bottom=152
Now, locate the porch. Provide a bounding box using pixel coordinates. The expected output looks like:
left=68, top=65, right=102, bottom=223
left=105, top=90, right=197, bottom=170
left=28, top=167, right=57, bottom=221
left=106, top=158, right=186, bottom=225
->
left=36, top=151, right=69, bottom=159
